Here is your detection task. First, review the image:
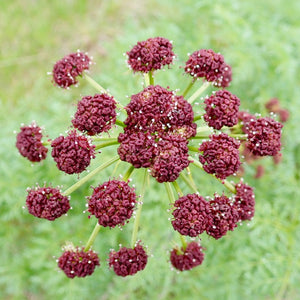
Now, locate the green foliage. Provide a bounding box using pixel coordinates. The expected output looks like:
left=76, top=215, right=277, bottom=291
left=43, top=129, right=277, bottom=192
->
left=1, top=0, right=300, bottom=299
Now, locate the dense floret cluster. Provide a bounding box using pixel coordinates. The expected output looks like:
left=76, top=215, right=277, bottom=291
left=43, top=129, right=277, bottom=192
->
left=170, top=241, right=205, bottom=271
left=88, top=180, right=136, bottom=227
left=199, top=133, right=241, bottom=179
left=52, top=51, right=91, bottom=88
left=127, top=37, right=174, bottom=73
left=204, top=90, right=240, bottom=130
left=26, top=185, right=70, bottom=221
left=108, top=242, right=148, bottom=277
left=72, top=93, right=117, bottom=135
left=58, top=246, right=100, bottom=278
left=16, top=122, right=48, bottom=162
left=51, top=130, right=95, bottom=174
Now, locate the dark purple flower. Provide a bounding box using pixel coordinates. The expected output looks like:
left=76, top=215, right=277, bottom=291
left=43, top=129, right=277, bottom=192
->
left=199, top=133, right=241, bottom=179
left=127, top=37, right=174, bottom=73
left=204, top=90, right=240, bottom=130
left=108, top=242, right=148, bottom=277
left=170, top=241, right=205, bottom=271
left=171, top=194, right=212, bottom=237
left=26, top=185, right=70, bottom=221
left=51, top=130, right=95, bottom=174
left=58, top=246, right=100, bottom=278
left=234, top=181, right=255, bottom=221
left=214, top=63, right=232, bottom=88
left=206, top=194, right=240, bottom=239
left=245, top=117, right=283, bottom=156
left=16, top=122, right=48, bottom=162
left=88, top=180, right=136, bottom=227
left=52, top=51, right=91, bottom=88
left=184, top=49, right=227, bottom=83
left=72, top=93, right=117, bottom=135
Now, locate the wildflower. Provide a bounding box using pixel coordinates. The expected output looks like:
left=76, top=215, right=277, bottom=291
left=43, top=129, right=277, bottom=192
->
left=72, top=93, right=117, bottom=135
left=234, top=181, right=255, bottom=221
left=58, top=246, right=100, bottom=278
left=127, top=37, right=174, bottom=73
left=52, top=51, right=90, bottom=88
left=171, top=194, right=212, bottom=237
left=245, top=117, right=283, bottom=156
left=51, top=130, right=95, bottom=174
left=108, top=242, right=148, bottom=276
left=88, top=180, right=136, bottom=228
left=16, top=122, right=48, bottom=162
left=170, top=241, right=204, bottom=271
left=26, top=185, right=70, bottom=221
left=204, top=89, right=240, bottom=130
left=199, top=133, right=241, bottom=179
left=265, top=98, right=290, bottom=123
left=214, top=63, right=232, bottom=88
left=206, top=194, right=240, bottom=239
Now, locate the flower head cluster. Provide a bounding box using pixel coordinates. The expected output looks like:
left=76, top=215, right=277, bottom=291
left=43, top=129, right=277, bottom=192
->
left=265, top=98, right=289, bottom=123
left=245, top=117, right=283, bottom=156
left=108, top=242, right=148, bottom=277
left=206, top=194, right=240, bottom=239
left=58, top=246, right=100, bottom=278
left=185, top=49, right=231, bottom=86
left=88, top=180, right=136, bottom=227
left=51, top=130, right=95, bottom=174
left=72, top=93, right=117, bottom=135
left=16, top=122, right=48, bottom=162
left=127, top=37, right=174, bottom=73
left=199, top=133, right=241, bottom=179
left=234, top=181, right=255, bottom=221
left=204, top=90, right=240, bottom=130
left=118, top=85, right=196, bottom=182
left=52, top=51, right=91, bottom=88
left=26, top=185, right=70, bottom=221
left=170, top=241, right=204, bottom=271
left=171, top=194, right=212, bottom=237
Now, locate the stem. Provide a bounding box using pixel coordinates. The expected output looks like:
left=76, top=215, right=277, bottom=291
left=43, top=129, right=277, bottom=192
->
left=179, top=234, right=187, bottom=251
left=172, top=180, right=183, bottom=197
left=189, top=134, right=210, bottom=140
left=188, top=81, right=210, bottom=104
left=180, top=172, right=198, bottom=193
left=84, top=222, right=101, bottom=252
left=95, top=140, right=119, bottom=150
left=144, top=73, right=150, bottom=86
left=182, top=79, right=196, bottom=97
left=191, top=157, right=236, bottom=194
left=188, top=145, right=199, bottom=152
left=131, top=169, right=148, bottom=248
left=63, top=155, right=120, bottom=196
left=90, top=136, right=118, bottom=142
left=227, top=133, right=248, bottom=140
left=164, top=182, right=176, bottom=204
left=193, top=114, right=204, bottom=122
left=123, top=165, right=135, bottom=181
left=42, top=140, right=51, bottom=146
left=149, top=71, right=154, bottom=85
left=115, top=119, right=126, bottom=128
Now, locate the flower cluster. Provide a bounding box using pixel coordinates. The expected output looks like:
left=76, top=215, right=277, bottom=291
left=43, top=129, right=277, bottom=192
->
left=16, top=36, right=284, bottom=278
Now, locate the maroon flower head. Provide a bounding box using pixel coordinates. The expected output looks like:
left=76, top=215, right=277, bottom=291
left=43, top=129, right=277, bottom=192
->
left=51, top=130, right=95, bottom=174
left=88, top=180, right=136, bottom=227
left=214, top=63, right=232, bottom=88
left=108, top=242, right=148, bottom=277
left=16, top=122, right=48, bottom=162
left=52, top=51, right=91, bottom=88
left=150, top=134, right=190, bottom=183
left=127, top=37, right=174, bottom=73
left=58, top=245, right=100, bottom=278
left=234, top=181, right=255, bottom=221
left=265, top=98, right=289, bottom=123
left=199, top=133, right=241, bottom=179
left=171, top=194, right=212, bottom=237
left=72, top=93, right=117, bottom=135
left=170, top=241, right=205, bottom=271
left=204, top=90, right=240, bottom=130
left=26, top=185, right=70, bottom=221
left=184, top=49, right=227, bottom=83
left=238, top=111, right=256, bottom=133
left=245, top=117, right=283, bottom=156
left=206, top=194, right=240, bottom=239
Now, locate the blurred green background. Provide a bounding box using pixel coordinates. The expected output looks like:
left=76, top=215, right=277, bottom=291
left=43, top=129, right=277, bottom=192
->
left=1, top=0, right=300, bottom=299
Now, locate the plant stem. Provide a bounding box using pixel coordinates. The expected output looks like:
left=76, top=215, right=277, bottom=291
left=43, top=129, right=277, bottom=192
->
left=123, top=164, right=135, bottom=181
left=91, top=136, right=118, bottom=142
left=180, top=172, right=198, bottom=193
left=182, top=79, right=195, bottom=97
left=188, top=145, right=199, bottom=152
left=188, top=81, right=210, bottom=104
left=172, top=180, right=183, bottom=197
left=95, top=140, right=119, bottom=150
left=144, top=73, right=150, bottom=86
left=149, top=71, right=154, bottom=85
left=84, top=222, right=101, bottom=252
left=193, top=114, right=204, bottom=122
left=179, top=234, right=187, bottom=251
left=131, top=168, right=148, bottom=248
left=164, top=182, right=176, bottom=204
left=42, top=140, right=51, bottom=146
left=228, top=133, right=248, bottom=140
left=189, top=134, right=210, bottom=140
left=63, top=155, right=120, bottom=196
left=115, top=119, right=126, bottom=128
